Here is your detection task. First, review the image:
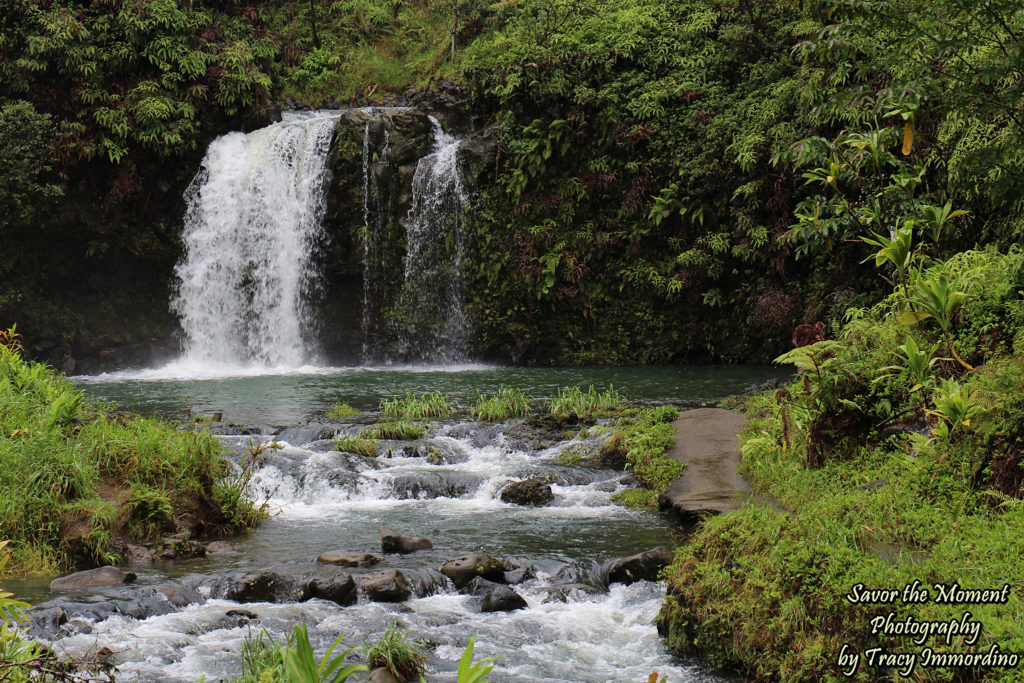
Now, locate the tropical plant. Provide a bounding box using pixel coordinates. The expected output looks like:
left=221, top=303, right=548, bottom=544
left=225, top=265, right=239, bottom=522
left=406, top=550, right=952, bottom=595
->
left=279, top=622, right=367, bottom=683
left=456, top=635, right=498, bottom=683
left=471, top=386, right=531, bottom=421
left=359, top=421, right=427, bottom=440
left=549, top=385, right=624, bottom=416
left=380, top=392, right=455, bottom=419
left=899, top=272, right=972, bottom=370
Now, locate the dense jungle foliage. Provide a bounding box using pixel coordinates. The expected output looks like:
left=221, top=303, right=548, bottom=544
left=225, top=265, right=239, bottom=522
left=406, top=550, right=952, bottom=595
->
left=0, top=0, right=1022, bottom=366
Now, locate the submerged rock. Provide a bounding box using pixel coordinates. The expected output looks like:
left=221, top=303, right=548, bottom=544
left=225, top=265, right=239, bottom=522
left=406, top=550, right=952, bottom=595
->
left=607, top=546, right=675, bottom=585
left=205, top=541, right=236, bottom=554
left=360, top=569, right=412, bottom=602
left=50, top=566, right=136, bottom=591
left=499, top=478, right=554, bottom=506
left=379, top=526, right=433, bottom=554
left=317, top=551, right=385, bottom=567
left=439, top=554, right=505, bottom=588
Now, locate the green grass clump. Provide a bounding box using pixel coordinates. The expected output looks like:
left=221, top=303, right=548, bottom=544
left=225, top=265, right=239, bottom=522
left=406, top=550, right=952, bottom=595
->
left=0, top=340, right=263, bottom=576
left=361, top=622, right=428, bottom=682
left=606, top=405, right=681, bottom=510
left=471, top=386, right=532, bottom=421
left=334, top=436, right=379, bottom=457
left=549, top=385, right=624, bottom=417
left=380, top=391, right=455, bottom=419
left=237, top=629, right=284, bottom=683
left=359, top=421, right=427, bottom=441
left=327, top=400, right=360, bottom=420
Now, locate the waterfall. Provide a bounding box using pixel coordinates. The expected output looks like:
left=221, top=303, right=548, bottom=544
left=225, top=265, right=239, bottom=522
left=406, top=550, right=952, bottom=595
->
left=392, top=116, right=471, bottom=363
left=172, top=111, right=338, bottom=369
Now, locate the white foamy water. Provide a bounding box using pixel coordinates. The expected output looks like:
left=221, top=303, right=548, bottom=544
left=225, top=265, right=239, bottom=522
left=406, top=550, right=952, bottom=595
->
left=172, top=111, right=339, bottom=368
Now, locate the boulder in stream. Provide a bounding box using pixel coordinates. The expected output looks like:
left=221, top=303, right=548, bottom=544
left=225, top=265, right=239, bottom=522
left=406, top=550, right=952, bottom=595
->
left=499, top=478, right=554, bottom=506
left=464, top=577, right=527, bottom=612
left=379, top=526, right=432, bottom=554
left=50, top=566, right=137, bottom=591
left=360, top=569, right=411, bottom=602
left=309, top=572, right=358, bottom=606
left=607, top=546, right=675, bottom=585
left=439, top=554, right=505, bottom=588
left=220, top=571, right=312, bottom=603
left=317, top=551, right=385, bottom=567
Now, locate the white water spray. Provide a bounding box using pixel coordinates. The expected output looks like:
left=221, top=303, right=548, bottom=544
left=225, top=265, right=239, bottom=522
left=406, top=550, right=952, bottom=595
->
left=172, top=111, right=339, bottom=369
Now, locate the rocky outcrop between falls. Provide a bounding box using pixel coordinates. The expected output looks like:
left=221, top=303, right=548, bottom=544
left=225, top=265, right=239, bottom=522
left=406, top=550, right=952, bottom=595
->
left=379, top=526, right=433, bottom=554
left=499, top=477, right=554, bottom=506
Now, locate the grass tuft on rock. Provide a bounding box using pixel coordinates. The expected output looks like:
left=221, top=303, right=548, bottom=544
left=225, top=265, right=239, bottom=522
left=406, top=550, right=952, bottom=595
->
left=380, top=391, right=454, bottom=419
left=327, top=399, right=360, bottom=420
left=334, top=436, right=379, bottom=457
left=549, top=384, right=624, bottom=417
left=471, top=386, right=532, bottom=421
left=359, top=421, right=427, bottom=441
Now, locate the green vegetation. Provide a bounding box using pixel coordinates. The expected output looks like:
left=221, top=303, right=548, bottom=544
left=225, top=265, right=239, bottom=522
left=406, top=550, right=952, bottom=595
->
left=327, top=401, right=359, bottom=420
left=660, top=247, right=1024, bottom=680
left=471, top=386, right=531, bottom=421
left=0, top=336, right=262, bottom=576
left=359, top=421, right=427, bottom=441
left=361, top=622, right=428, bottom=681
left=605, top=406, right=681, bottom=510
left=380, top=392, right=455, bottom=420
left=456, top=636, right=497, bottom=683
left=333, top=436, right=379, bottom=458
left=549, top=385, right=624, bottom=417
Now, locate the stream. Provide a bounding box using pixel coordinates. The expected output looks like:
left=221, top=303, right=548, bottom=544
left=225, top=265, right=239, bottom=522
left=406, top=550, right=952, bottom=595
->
left=14, top=365, right=782, bottom=682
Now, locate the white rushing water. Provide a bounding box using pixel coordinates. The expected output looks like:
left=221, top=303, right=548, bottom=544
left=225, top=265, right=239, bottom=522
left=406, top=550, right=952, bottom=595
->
left=172, top=111, right=339, bottom=369
left=41, top=422, right=726, bottom=682
left=394, top=116, right=472, bottom=363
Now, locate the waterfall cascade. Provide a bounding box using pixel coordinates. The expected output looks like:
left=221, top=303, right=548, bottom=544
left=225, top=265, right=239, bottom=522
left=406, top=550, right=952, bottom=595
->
left=390, top=116, right=472, bottom=363
left=172, top=111, right=339, bottom=369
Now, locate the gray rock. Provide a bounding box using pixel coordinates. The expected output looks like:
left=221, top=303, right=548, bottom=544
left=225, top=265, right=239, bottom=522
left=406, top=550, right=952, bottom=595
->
left=317, top=551, right=385, bottom=567
left=607, top=546, right=675, bottom=585
left=205, top=541, right=236, bottom=554
left=50, top=566, right=137, bottom=591
left=367, top=668, right=402, bottom=683
left=499, top=478, right=554, bottom=506
left=379, top=526, right=432, bottom=554
left=464, top=577, right=527, bottom=612
left=360, top=569, right=411, bottom=603
left=309, top=572, right=357, bottom=606
left=439, top=554, right=505, bottom=588
left=220, top=572, right=311, bottom=603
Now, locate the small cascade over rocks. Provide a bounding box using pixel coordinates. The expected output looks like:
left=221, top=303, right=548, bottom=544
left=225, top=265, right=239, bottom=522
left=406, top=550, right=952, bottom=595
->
left=172, top=111, right=339, bottom=369
left=391, top=116, right=472, bottom=363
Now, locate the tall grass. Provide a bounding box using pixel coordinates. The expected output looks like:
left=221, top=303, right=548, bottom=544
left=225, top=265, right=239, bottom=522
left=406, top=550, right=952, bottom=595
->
left=359, top=421, right=426, bottom=441
left=334, top=436, right=379, bottom=457
left=471, top=386, right=532, bottom=421
left=380, top=391, right=454, bottom=419
left=327, top=400, right=359, bottom=420
left=361, top=622, right=428, bottom=681
left=0, top=340, right=263, bottom=576
left=549, top=385, right=624, bottom=416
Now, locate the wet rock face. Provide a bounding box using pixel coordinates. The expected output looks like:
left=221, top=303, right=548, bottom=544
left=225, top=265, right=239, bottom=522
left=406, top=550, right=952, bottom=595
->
left=499, top=478, right=554, bottom=506
left=219, top=571, right=312, bottom=603
left=439, top=554, right=505, bottom=588
left=607, top=546, right=675, bottom=585
left=317, top=551, right=385, bottom=567
left=360, top=569, right=412, bottom=602
left=463, top=577, right=527, bottom=612
left=50, top=566, right=137, bottom=591
left=379, top=526, right=433, bottom=554
left=309, top=572, right=358, bottom=606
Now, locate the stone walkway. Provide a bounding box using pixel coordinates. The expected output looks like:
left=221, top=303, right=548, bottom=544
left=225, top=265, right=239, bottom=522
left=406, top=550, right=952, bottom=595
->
left=657, top=408, right=750, bottom=522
